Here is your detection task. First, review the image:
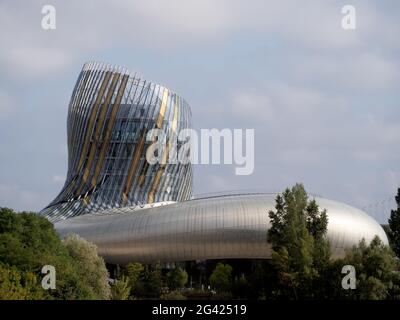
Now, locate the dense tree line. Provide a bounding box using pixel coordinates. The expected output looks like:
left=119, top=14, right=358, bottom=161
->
left=0, top=208, right=111, bottom=299
left=264, top=184, right=400, bottom=300
left=0, top=208, right=131, bottom=299
left=111, top=182, right=400, bottom=300
left=2, top=184, right=400, bottom=300
left=199, top=185, right=400, bottom=300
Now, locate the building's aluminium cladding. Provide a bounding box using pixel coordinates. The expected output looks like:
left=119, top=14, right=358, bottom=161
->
left=42, top=61, right=388, bottom=264
left=40, top=62, right=193, bottom=222
left=55, top=193, right=388, bottom=265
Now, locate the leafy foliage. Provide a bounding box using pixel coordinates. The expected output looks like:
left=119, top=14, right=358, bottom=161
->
left=166, top=267, right=188, bottom=291
left=209, top=263, right=232, bottom=293
left=388, top=188, right=400, bottom=257
left=0, top=208, right=111, bottom=300
left=0, top=263, right=44, bottom=299
left=63, top=234, right=111, bottom=299
left=330, top=236, right=400, bottom=300
left=111, top=275, right=130, bottom=300
left=267, top=184, right=330, bottom=299
left=133, top=263, right=163, bottom=298
left=123, top=262, right=144, bottom=297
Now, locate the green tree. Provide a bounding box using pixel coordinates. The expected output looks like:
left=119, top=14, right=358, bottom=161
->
left=134, top=263, right=163, bottom=298
left=166, top=267, right=188, bottom=291
left=111, top=275, right=130, bottom=300
left=0, top=208, right=110, bottom=300
left=388, top=188, right=400, bottom=257
left=63, top=234, right=111, bottom=299
left=267, top=184, right=330, bottom=299
left=209, top=263, right=232, bottom=293
left=332, top=236, right=400, bottom=300
left=123, top=262, right=144, bottom=297
left=0, top=264, right=44, bottom=300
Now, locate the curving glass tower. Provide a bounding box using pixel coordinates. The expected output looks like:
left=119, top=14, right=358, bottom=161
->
left=40, top=62, right=192, bottom=222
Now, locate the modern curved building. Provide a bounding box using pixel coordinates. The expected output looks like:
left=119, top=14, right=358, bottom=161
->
left=55, top=193, right=388, bottom=265
left=41, top=62, right=388, bottom=264
left=41, top=62, right=192, bottom=222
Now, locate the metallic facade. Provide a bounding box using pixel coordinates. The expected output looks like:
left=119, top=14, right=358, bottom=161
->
left=40, top=62, right=192, bottom=222
left=43, top=61, right=388, bottom=265
left=55, top=193, right=388, bottom=264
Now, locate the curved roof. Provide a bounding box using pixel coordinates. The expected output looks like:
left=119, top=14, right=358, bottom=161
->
left=55, top=193, right=388, bottom=264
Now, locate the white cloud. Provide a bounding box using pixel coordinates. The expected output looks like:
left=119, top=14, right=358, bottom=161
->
left=1, top=0, right=398, bottom=79
left=229, top=84, right=345, bottom=124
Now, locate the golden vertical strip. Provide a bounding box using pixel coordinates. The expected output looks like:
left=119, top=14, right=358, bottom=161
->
left=61, top=70, right=105, bottom=199
left=147, top=145, right=169, bottom=203
left=147, top=94, right=178, bottom=203
left=167, top=94, right=179, bottom=164
left=156, top=88, right=169, bottom=128
left=138, top=88, right=169, bottom=186
left=90, top=74, right=129, bottom=189
left=122, top=135, right=146, bottom=204
left=137, top=163, right=148, bottom=187
left=76, top=71, right=112, bottom=174
left=171, top=95, right=179, bottom=133
left=77, top=72, right=120, bottom=195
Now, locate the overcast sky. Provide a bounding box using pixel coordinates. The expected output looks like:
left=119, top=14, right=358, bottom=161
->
left=0, top=0, right=399, bottom=223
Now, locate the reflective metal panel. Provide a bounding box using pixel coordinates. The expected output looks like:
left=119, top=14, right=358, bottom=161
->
left=55, top=194, right=388, bottom=264
left=40, top=62, right=192, bottom=222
